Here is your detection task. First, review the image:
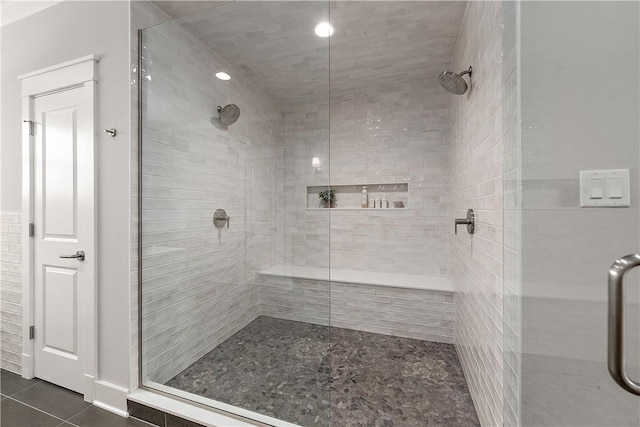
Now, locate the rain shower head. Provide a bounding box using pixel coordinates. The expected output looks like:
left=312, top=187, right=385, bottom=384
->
left=438, top=66, right=472, bottom=95
left=217, top=104, right=241, bottom=126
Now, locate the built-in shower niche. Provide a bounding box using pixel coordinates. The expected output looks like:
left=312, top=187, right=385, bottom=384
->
left=305, top=183, right=408, bottom=210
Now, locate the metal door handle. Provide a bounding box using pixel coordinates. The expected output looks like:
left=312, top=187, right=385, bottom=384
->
left=608, top=253, right=640, bottom=395
left=60, top=250, right=85, bottom=261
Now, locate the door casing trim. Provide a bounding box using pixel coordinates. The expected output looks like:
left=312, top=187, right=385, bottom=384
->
left=20, top=55, right=99, bottom=402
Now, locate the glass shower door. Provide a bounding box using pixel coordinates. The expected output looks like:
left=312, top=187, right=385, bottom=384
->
left=504, top=1, right=640, bottom=426
left=138, top=2, right=331, bottom=425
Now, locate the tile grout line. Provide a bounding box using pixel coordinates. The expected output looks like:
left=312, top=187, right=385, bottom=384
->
left=65, top=404, right=94, bottom=423
left=5, top=378, right=44, bottom=397
left=130, top=413, right=165, bottom=427
left=11, top=380, right=91, bottom=421
left=74, top=404, right=161, bottom=427
left=2, top=394, right=79, bottom=426
left=5, top=387, right=159, bottom=427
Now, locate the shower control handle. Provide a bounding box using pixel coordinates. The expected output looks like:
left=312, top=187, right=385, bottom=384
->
left=454, top=209, right=475, bottom=235
left=213, top=209, right=230, bottom=229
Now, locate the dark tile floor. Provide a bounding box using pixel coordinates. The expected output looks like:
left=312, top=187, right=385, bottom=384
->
left=166, top=316, right=480, bottom=427
left=0, top=370, right=150, bottom=427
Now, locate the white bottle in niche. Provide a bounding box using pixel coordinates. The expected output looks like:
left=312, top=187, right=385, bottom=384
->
left=361, top=186, right=368, bottom=208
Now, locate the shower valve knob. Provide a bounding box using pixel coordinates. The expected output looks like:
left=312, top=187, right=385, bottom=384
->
left=454, top=209, right=475, bottom=235
left=213, top=209, right=230, bottom=229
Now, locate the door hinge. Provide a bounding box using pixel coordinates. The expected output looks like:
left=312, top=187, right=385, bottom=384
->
left=23, top=120, right=34, bottom=136
left=29, top=223, right=34, bottom=237
left=29, top=325, right=34, bottom=340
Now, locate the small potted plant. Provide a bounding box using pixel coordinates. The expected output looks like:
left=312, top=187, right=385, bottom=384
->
left=318, top=189, right=336, bottom=208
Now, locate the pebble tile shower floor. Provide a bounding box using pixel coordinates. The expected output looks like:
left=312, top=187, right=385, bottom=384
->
left=166, top=316, right=479, bottom=426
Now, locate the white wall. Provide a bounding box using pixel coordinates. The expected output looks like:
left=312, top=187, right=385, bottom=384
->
left=0, top=1, right=63, bottom=27
left=0, top=213, right=22, bottom=373
left=448, top=2, right=504, bottom=426
left=1, top=0, right=132, bottom=407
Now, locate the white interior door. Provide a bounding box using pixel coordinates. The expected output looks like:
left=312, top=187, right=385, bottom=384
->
left=32, top=84, right=95, bottom=395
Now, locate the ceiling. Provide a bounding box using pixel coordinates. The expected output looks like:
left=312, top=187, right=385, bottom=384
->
left=151, top=1, right=227, bottom=19
left=155, top=1, right=467, bottom=105
left=1, top=0, right=62, bottom=27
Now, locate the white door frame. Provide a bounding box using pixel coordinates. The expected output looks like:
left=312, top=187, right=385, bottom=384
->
left=20, top=55, right=98, bottom=402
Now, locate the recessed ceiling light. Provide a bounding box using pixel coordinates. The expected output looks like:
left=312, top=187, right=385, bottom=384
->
left=215, top=72, right=231, bottom=81
left=314, top=22, right=334, bottom=38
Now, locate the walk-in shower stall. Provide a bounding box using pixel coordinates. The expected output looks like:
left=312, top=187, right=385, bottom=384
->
left=136, top=1, right=640, bottom=426
left=138, top=2, right=473, bottom=425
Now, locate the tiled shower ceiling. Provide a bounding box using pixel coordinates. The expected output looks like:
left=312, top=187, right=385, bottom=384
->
left=151, top=1, right=226, bottom=19
left=166, top=1, right=467, bottom=104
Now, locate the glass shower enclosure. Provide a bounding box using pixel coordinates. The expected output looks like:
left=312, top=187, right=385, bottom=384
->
left=138, top=2, right=330, bottom=425
left=137, top=1, right=640, bottom=426
left=503, top=1, right=640, bottom=426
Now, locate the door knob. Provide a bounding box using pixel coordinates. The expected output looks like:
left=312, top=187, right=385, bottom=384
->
left=60, top=250, right=85, bottom=261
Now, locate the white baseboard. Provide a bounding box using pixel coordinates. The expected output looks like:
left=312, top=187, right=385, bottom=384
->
left=93, top=380, right=129, bottom=417
left=94, top=400, right=129, bottom=418
left=84, top=374, right=95, bottom=403
left=21, top=353, right=33, bottom=379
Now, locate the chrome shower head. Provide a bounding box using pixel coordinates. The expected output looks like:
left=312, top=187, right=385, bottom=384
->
left=438, top=66, right=472, bottom=95
left=217, top=104, right=241, bottom=126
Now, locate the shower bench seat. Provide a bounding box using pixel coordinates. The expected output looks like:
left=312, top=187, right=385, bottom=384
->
left=259, top=265, right=455, bottom=344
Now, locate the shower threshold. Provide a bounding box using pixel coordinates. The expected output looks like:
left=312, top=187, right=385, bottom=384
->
left=164, top=316, right=479, bottom=427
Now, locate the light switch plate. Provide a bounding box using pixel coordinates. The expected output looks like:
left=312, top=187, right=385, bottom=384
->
left=580, top=169, right=630, bottom=208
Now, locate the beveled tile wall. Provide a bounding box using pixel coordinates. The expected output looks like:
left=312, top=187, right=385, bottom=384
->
left=280, top=80, right=451, bottom=276
left=139, top=19, right=282, bottom=384
left=280, top=98, right=330, bottom=270
left=502, top=1, right=521, bottom=425
left=261, top=275, right=455, bottom=343
left=448, top=1, right=504, bottom=426
left=0, top=212, right=22, bottom=373
left=130, top=0, right=173, bottom=393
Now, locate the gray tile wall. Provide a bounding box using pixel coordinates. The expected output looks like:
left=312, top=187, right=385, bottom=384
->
left=448, top=2, right=504, bottom=426
left=139, top=19, right=283, bottom=384
left=280, top=80, right=451, bottom=276
left=131, top=0, right=176, bottom=391
left=261, top=275, right=455, bottom=343
left=502, top=1, right=521, bottom=425
left=0, top=212, right=22, bottom=373
left=279, top=97, right=330, bottom=270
